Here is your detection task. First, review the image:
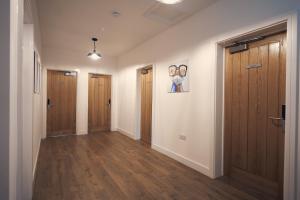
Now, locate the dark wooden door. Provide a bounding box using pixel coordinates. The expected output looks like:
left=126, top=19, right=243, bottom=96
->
left=88, top=74, right=111, bottom=133
left=141, top=67, right=153, bottom=145
left=224, top=33, right=286, bottom=199
left=47, top=70, right=77, bottom=137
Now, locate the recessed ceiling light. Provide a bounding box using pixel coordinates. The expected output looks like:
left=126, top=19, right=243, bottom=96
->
left=156, top=0, right=183, bottom=4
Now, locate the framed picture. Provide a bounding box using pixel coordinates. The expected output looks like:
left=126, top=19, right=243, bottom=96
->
left=34, top=51, right=38, bottom=93
left=34, top=51, right=42, bottom=94
left=38, top=60, right=42, bottom=94
left=168, top=59, right=190, bottom=93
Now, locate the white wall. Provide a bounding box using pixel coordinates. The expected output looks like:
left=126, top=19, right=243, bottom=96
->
left=22, top=24, right=43, bottom=199
left=31, top=0, right=42, bottom=55
left=117, top=0, right=300, bottom=178
left=30, top=0, right=43, bottom=182
left=32, top=85, right=43, bottom=176
left=0, top=0, right=25, bottom=199
left=22, top=24, right=34, bottom=199
left=23, top=0, right=43, bottom=197
left=42, top=48, right=118, bottom=138
left=20, top=1, right=44, bottom=199
left=12, top=0, right=24, bottom=199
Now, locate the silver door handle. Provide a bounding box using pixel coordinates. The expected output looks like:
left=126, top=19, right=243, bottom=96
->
left=47, top=104, right=54, bottom=109
left=108, top=99, right=111, bottom=108
left=268, top=116, right=285, bottom=129
left=268, top=116, right=283, bottom=120
left=47, top=98, right=54, bottom=109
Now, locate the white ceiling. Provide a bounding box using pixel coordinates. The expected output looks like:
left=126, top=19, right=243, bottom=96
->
left=37, top=0, right=218, bottom=57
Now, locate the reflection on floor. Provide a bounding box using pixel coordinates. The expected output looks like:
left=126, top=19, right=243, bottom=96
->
left=33, top=132, right=258, bottom=200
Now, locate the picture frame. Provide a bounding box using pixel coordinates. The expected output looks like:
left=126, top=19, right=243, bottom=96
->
left=168, top=59, right=190, bottom=93
left=34, top=51, right=42, bottom=94
left=38, top=61, right=43, bottom=94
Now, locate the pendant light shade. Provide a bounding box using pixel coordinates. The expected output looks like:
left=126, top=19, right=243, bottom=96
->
left=156, top=0, right=183, bottom=4
left=87, top=51, right=102, bottom=60
left=88, top=38, right=102, bottom=60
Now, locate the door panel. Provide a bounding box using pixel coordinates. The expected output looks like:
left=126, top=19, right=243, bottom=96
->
left=266, top=42, right=281, bottom=181
left=256, top=45, right=268, bottom=177
left=47, top=70, right=77, bottom=137
left=88, top=74, right=111, bottom=133
left=224, top=33, right=286, bottom=199
left=141, top=67, right=153, bottom=145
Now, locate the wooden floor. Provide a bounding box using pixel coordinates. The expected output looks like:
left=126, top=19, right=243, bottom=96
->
left=33, top=132, right=258, bottom=200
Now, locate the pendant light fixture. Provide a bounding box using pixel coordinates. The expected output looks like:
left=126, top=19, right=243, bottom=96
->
left=156, top=0, right=183, bottom=4
left=87, top=37, right=102, bottom=60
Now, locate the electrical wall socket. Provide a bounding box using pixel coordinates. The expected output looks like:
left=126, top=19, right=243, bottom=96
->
left=179, top=134, right=186, bottom=141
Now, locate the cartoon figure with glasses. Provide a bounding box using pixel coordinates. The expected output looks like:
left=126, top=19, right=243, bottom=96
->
left=169, top=64, right=188, bottom=93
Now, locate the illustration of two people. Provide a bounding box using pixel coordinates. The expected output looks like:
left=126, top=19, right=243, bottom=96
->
left=169, top=64, right=188, bottom=93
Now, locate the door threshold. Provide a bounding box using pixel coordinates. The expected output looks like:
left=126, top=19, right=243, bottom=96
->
left=47, top=134, right=76, bottom=138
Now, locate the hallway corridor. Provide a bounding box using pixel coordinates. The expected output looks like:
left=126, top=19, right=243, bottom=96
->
left=33, top=132, right=257, bottom=200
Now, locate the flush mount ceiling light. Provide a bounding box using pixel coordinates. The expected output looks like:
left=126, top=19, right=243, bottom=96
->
left=87, top=37, right=102, bottom=60
left=155, top=0, right=183, bottom=4
left=111, top=10, right=121, bottom=17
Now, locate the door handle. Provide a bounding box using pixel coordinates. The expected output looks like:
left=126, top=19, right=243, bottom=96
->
left=268, top=116, right=285, bottom=128
left=107, top=99, right=111, bottom=108
left=268, top=105, right=286, bottom=122
left=47, top=98, right=54, bottom=109
left=268, top=117, right=282, bottom=120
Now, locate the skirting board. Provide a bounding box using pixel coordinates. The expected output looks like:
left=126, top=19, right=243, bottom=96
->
left=33, top=139, right=41, bottom=179
left=111, top=128, right=118, bottom=132
left=77, top=130, right=88, bottom=135
left=152, top=144, right=211, bottom=178
left=77, top=128, right=117, bottom=135
left=117, top=128, right=137, bottom=140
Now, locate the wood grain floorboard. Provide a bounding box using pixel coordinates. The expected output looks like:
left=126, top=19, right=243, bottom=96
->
left=33, top=132, right=258, bottom=200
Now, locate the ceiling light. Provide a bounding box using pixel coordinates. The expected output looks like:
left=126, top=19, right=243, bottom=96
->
left=87, top=38, right=102, bottom=60
left=155, top=0, right=183, bottom=4
left=111, top=10, right=121, bottom=17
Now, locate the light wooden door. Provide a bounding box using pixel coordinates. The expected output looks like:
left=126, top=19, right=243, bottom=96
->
left=224, top=33, right=286, bottom=199
left=47, top=70, right=77, bottom=137
left=140, top=67, right=153, bottom=145
left=88, top=74, right=111, bottom=133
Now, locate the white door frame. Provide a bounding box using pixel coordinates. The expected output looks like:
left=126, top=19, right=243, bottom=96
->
left=87, top=72, right=113, bottom=133
left=135, top=64, right=157, bottom=144
left=213, top=10, right=299, bottom=200
left=42, top=68, right=79, bottom=138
